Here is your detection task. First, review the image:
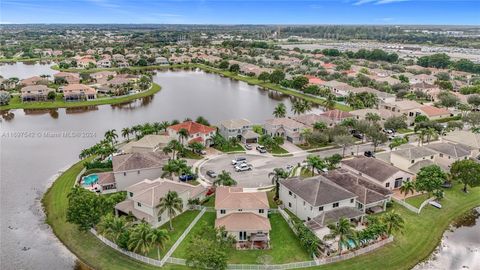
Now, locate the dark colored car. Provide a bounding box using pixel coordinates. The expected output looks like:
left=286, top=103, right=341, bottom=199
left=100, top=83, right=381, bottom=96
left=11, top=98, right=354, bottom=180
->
left=352, top=132, right=364, bottom=140
left=179, top=173, right=197, bottom=181
left=206, top=170, right=217, bottom=178
left=364, top=151, right=374, bottom=157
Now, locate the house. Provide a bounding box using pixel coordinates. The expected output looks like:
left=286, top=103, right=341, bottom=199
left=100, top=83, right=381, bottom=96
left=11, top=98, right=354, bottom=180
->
left=20, top=76, right=48, bottom=86
left=350, top=87, right=396, bottom=104
left=279, top=176, right=364, bottom=239
left=387, top=144, right=439, bottom=173
left=292, top=113, right=335, bottom=127
left=77, top=57, right=96, bottom=69
left=97, top=58, right=112, bottom=68
left=320, top=110, right=354, bottom=124
left=218, top=119, right=258, bottom=143
left=379, top=100, right=424, bottom=125
left=349, top=108, right=400, bottom=122
left=305, top=75, right=325, bottom=86
left=112, top=152, right=170, bottom=191
left=215, top=187, right=271, bottom=249
left=322, top=169, right=392, bottom=213
left=21, top=85, right=54, bottom=102
left=115, top=178, right=206, bottom=227
left=63, top=84, right=97, bottom=101
left=321, top=80, right=355, bottom=97
left=90, top=71, right=117, bottom=84
left=341, top=156, right=413, bottom=190
left=54, top=72, right=80, bottom=84
left=167, top=121, right=216, bottom=146
left=424, top=142, right=476, bottom=167
left=410, top=82, right=440, bottom=101
left=121, top=135, right=172, bottom=154
left=417, top=105, right=452, bottom=121
left=410, top=74, right=436, bottom=85
left=263, top=117, right=306, bottom=144
left=442, top=130, right=480, bottom=149
left=155, top=56, right=169, bottom=65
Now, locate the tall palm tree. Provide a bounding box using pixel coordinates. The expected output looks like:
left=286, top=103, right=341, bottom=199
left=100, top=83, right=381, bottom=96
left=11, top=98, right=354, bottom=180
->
left=157, top=191, right=184, bottom=231
left=268, top=168, right=289, bottom=199
left=150, top=228, right=170, bottom=260
left=399, top=180, right=416, bottom=199
left=213, top=170, right=237, bottom=186
left=273, top=103, right=287, bottom=118
left=324, top=218, right=357, bottom=255
left=303, top=155, right=325, bottom=177
left=301, top=128, right=313, bottom=146
left=104, top=129, right=118, bottom=148
left=425, top=127, right=438, bottom=144
left=159, top=121, right=170, bottom=133
left=291, top=100, right=306, bottom=115
left=381, top=211, right=405, bottom=236
left=152, top=122, right=162, bottom=134
left=177, top=128, right=189, bottom=145
left=324, top=93, right=337, bottom=110
left=128, top=223, right=154, bottom=255
left=166, top=139, right=182, bottom=159
left=121, top=127, right=131, bottom=141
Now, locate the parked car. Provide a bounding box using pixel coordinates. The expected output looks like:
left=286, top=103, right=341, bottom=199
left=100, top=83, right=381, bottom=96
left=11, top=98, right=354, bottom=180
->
left=231, top=157, right=247, bottom=165
left=206, top=170, right=217, bottom=178
left=364, top=151, right=375, bottom=157
left=235, top=163, right=253, bottom=172
left=256, top=145, right=267, bottom=153
left=352, top=132, right=364, bottom=140
left=244, top=144, right=252, bottom=150
left=383, top=128, right=395, bottom=135
left=179, top=173, right=197, bottom=181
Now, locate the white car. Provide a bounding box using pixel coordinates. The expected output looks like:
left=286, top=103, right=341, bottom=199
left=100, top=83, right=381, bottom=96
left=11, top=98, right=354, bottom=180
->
left=231, top=157, right=247, bottom=165
left=235, top=163, right=253, bottom=172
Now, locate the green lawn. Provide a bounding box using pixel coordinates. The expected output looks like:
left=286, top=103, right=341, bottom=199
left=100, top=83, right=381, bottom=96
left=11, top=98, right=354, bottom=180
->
left=213, top=143, right=245, bottom=153
left=267, top=189, right=278, bottom=209
left=43, top=158, right=480, bottom=270
left=297, top=143, right=331, bottom=151
left=202, top=195, right=215, bottom=207
left=146, top=210, right=200, bottom=259
left=1, top=83, right=161, bottom=110
left=405, top=194, right=430, bottom=208
left=181, top=149, right=203, bottom=160
left=173, top=212, right=310, bottom=264
left=270, top=145, right=289, bottom=155
left=397, top=128, right=414, bottom=134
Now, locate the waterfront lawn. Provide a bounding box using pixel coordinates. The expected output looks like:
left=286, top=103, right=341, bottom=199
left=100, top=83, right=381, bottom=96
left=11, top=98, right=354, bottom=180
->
left=146, top=210, right=200, bottom=259
left=303, top=184, right=480, bottom=270
left=405, top=193, right=430, bottom=208
left=0, top=83, right=161, bottom=110
left=173, top=212, right=310, bottom=264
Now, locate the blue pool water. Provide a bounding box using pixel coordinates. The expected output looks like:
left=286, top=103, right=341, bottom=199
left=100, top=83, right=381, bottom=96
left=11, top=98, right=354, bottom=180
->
left=82, top=174, right=98, bottom=185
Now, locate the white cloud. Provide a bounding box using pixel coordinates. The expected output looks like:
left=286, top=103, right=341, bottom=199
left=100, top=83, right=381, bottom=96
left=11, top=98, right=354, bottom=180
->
left=354, top=0, right=409, bottom=5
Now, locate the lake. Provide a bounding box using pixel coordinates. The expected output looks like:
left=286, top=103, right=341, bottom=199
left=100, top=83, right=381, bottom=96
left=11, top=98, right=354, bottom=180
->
left=0, top=61, right=57, bottom=79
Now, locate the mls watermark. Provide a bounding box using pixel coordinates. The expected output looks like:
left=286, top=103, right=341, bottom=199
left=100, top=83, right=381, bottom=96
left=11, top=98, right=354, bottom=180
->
left=1, top=130, right=97, bottom=139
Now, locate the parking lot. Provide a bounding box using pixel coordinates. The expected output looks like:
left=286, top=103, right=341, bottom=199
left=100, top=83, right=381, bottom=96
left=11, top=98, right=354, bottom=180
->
left=199, top=143, right=375, bottom=188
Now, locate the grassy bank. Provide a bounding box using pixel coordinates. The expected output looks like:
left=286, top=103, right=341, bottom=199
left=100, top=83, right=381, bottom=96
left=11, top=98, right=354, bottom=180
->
left=0, top=56, right=65, bottom=63
left=0, top=83, right=161, bottom=110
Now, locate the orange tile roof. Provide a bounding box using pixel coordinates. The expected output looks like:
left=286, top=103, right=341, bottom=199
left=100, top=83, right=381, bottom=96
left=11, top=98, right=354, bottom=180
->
left=215, top=212, right=271, bottom=231
left=419, top=105, right=451, bottom=117
left=168, top=121, right=216, bottom=134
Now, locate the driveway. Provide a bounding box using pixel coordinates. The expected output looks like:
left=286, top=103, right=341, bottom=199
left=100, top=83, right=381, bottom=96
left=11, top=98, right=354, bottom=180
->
left=281, top=141, right=304, bottom=154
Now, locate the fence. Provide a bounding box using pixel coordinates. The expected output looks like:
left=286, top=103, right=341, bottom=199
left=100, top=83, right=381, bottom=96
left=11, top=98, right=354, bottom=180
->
left=227, top=261, right=318, bottom=270
left=392, top=196, right=435, bottom=214
left=277, top=207, right=298, bottom=234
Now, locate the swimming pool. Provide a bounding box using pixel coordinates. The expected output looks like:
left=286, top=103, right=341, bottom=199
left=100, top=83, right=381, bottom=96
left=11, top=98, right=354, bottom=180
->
left=82, top=174, right=98, bottom=185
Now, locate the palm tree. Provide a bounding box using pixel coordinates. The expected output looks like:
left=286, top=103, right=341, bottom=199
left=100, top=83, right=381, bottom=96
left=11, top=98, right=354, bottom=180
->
left=161, top=159, right=189, bottom=179
left=166, top=139, right=182, bottom=159
left=425, top=127, right=438, bottom=144
left=159, top=121, right=170, bottom=133
left=268, top=168, right=289, bottom=199
left=324, top=93, right=337, bottom=110
left=157, top=191, right=184, bottom=231
left=213, top=170, right=237, bottom=186
left=381, top=211, right=405, bottom=236
left=399, top=180, right=416, bottom=199
left=104, top=129, right=118, bottom=148
left=301, top=128, right=313, bottom=146
left=152, top=122, right=162, bottom=134
left=324, top=218, right=357, bottom=255
left=121, top=127, right=131, bottom=141
left=273, top=103, right=287, bottom=118
left=150, top=228, right=170, bottom=260
left=177, top=128, right=189, bottom=145
left=365, top=112, right=381, bottom=123
left=97, top=214, right=129, bottom=243
left=303, top=155, right=325, bottom=176
left=291, top=100, right=306, bottom=115
left=128, top=223, right=154, bottom=255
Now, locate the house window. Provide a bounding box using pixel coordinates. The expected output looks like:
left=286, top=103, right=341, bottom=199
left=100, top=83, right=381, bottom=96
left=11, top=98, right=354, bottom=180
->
left=220, top=209, right=226, bottom=214
left=319, top=206, right=324, bottom=211
left=238, top=209, right=243, bottom=212
left=303, top=201, right=306, bottom=206
left=123, top=172, right=127, bottom=176
left=350, top=199, right=354, bottom=203
left=294, top=195, right=296, bottom=198
left=307, top=217, right=311, bottom=221
left=289, top=191, right=292, bottom=196
left=137, top=170, right=140, bottom=174
left=439, top=153, right=443, bottom=157
left=259, top=209, right=264, bottom=214
left=310, top=206, right=313, bottom=211
left=288, top=202, right=292, bottom=208
left=137, top=202, right=142, bottom=207
left=430, top=156, right=434, bottom=159
left=157, top=216, right=161, bottom=222
left=411, top=160, right=415, bottom=164
left=129, top=192, right=133, bottom=197
left=332, top=202, right=339, bottom=208
left=386, top=182, right=390, bottom=188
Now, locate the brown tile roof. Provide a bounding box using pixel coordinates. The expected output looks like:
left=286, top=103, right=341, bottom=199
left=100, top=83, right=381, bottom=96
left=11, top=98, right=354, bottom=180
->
left=311, top=207, right=364, bottom=227
left=215, top=187, right=269, bottom=210
left=168, top=121, right=216, bottom=134
left=280, top=176, right=356, bottom=207
left=341, top=156, right=411, bottom=183
left=320, top=110, right=353, bottom=122
left=112, top=152, right=169, bottom=172
left=97, top=172, right=115, bottom=185
left=419, top=105, right=451, bottom=117
left=131, top=179, right=205, bottom=207
left=215, top=212, right=271, bottom=231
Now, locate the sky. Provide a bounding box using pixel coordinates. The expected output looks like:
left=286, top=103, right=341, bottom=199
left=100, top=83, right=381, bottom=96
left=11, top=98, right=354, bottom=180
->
left=0, top=0, right=479, bottom=25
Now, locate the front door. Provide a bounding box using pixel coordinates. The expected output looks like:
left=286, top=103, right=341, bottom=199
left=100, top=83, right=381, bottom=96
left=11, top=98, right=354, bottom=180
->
left=394, top=178, right=403, bottom=188
left=239, top=231, right=247, bottom=241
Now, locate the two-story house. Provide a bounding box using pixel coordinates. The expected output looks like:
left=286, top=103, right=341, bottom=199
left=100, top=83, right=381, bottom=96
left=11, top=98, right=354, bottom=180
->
left=218, top=118, right=259, bottom=143
left=263, top=117, right=306, bottom=144
left=215, top=187, right=271, bottom=249
left=167, top=121, right=216, bottom=147
left=341, top=156, right=413, bottom=190
left=115, top=178, right=206, bottom=227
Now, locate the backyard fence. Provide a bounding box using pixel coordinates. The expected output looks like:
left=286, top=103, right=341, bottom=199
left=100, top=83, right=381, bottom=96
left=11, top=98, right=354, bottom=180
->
left=227, top=260, right=318, bottom=270
left=392, top=197, right=435, bottom=214
left=277, top=207, right=298, bottom=234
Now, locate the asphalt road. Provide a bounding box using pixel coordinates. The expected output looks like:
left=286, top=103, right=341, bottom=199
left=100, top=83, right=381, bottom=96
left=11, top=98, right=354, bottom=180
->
left=200, top=143, right=376, bottom=188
